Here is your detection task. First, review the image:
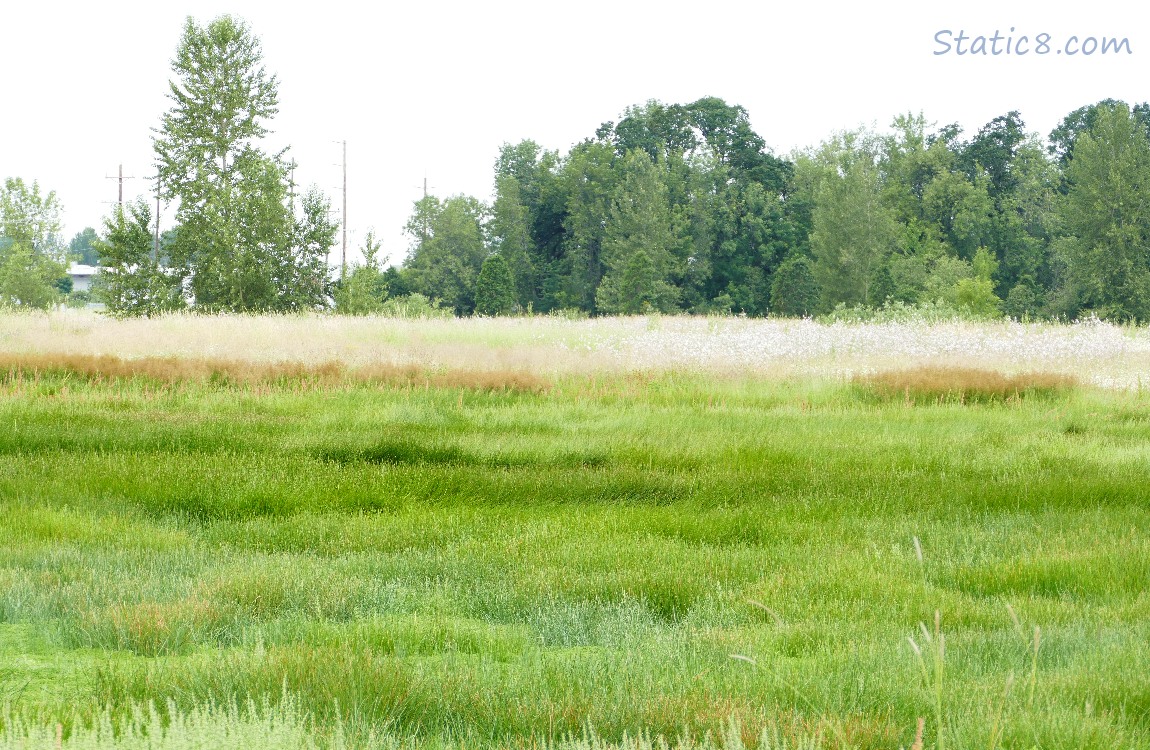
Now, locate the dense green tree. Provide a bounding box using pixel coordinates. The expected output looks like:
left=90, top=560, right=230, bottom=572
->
left=489, top=175, right=535, bottom=309
left=403, top=195, right=488, bottom=315
left=69, top=227, right=101, bottom=266
left=92, top=199, right=184, bottom=316
left=494, top=141, right=567, bottom=308
left=0, top=178, right=68, bottom=308
left=595, top=150, right=681, bottom=314
left=961, top=111, right=1028, bottom=199
left=474, top=253, right=517, bottom=316
left=800, top=130, right=898, bottom=309
left=555, top=140, right=616, bottom=311
left=0, top=245, right=64, bottom=309
left=154, top=15, right=334, bottom=312
left=1058, top=103, right=1150, bottom=321
left=770, top=254, right=819, bottom=317
left=1048, top=99, right=1150, bottom=169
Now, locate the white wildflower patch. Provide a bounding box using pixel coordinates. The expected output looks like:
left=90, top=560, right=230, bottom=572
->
left=3, top=310, right=1148, bottom=389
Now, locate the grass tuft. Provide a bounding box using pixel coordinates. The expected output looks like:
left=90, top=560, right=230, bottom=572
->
left=854, top=366, right=1077, bottom=405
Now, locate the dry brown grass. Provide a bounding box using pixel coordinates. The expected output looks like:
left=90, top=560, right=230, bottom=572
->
left=855, top=366, right=1078, bottom=405
left=0, top=353, right=551, bottom=393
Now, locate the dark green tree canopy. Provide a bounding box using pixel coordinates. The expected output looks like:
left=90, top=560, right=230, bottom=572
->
left=387, top=97, right=1150, bottom=323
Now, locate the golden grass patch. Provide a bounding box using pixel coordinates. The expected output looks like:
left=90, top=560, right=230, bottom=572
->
left=0, top=353, right=551, bottom=393
left=855, top=366, right=1078, bottom=405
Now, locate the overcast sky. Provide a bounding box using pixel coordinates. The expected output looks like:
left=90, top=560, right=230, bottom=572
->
left=1, top=1, right=1145, bottom=268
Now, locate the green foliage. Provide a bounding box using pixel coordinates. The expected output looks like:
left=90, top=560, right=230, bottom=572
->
left=801, top=129, right=898, bottom=310
left=474, top=253, right=516, bottom=316
left=0, top=178, right=67, bottom=309
left=403, top=195, right=488, bottom=315
left=381, top=97, right=1150, bottom=323
left=0, top=177, right=65, bottom=259
left=1058, top=102, right=1150, bottom=322
left=93, top=199, right=184, bottom=317
left=69, top=227, right=101, bottom=266
left=769, top=254, right=819, bottom=317
left=334, top=230, right=389, bottom=315
left=596, top=150, right=681, bottom=314
left=490, top=175, right=536, bottom=309
left=0, top=244, right=64, bottom=309
left=154, top=16, right=334, bottom=312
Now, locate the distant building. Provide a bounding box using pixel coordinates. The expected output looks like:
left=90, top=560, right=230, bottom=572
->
left=68, top=263, right=101, bottom=293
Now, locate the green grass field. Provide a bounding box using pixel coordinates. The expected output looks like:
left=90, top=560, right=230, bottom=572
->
left=1, top=348, right=1148, bottom=749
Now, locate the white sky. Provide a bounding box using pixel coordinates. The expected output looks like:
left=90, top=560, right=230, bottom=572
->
left=1, top=1, right=1145, bottom=268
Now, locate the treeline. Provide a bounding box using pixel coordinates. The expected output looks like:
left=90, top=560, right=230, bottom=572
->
left=4, top=13, right=1150, bottom=322
left=375, top=96, right=1150, bottom=322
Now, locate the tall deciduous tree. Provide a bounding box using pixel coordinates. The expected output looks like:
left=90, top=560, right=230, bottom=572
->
left=801, top=130, right=898, bottom=309
left=1059, top=103, right=1150, bottom=321
left=490, top=175, right=535, bottom=309
left=403, top=195, right=489, bottom=315
left=595, top=150, right=681, bottom=314
left=0, top=178, right=68, bottom=308
left=154, top=15, right=334, bottom=312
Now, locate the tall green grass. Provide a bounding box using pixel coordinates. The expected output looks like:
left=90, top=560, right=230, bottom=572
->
left=1, top=368, right=1148, bottom=748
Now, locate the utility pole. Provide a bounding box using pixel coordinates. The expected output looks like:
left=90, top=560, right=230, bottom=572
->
left=341, top=140, right=348, bottom=282
left=288, top=158, right=297, bottom=214
left=154, top=167, right=161, bottom=263
left=105, top=164, right=135, bottom=206
left=415, top=174, right=434, bottom=249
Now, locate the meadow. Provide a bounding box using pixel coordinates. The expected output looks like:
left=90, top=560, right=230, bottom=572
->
left=1, top=311, right=1148, bottom=749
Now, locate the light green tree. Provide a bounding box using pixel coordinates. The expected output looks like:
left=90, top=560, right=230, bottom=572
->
left=0, top=178, right=68, bottom=308
left=154, top=15, right=334, bottom=312
left=800, top=130, right=898, bottom=309
left=0, top=245, right=64, bottom=309
left=403, top=195, right=488, bottom=315
left=93, top=199, right=184, bottom=316
left=335, top=230, right=389, bottom=315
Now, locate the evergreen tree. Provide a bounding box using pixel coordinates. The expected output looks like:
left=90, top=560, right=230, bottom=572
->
left=474, top=253, right=516, bottom=315
left=335, top=230, right=389, bottom=315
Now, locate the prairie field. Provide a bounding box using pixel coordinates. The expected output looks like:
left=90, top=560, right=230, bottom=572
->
left=1, top=311, right=1149, bottom=749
